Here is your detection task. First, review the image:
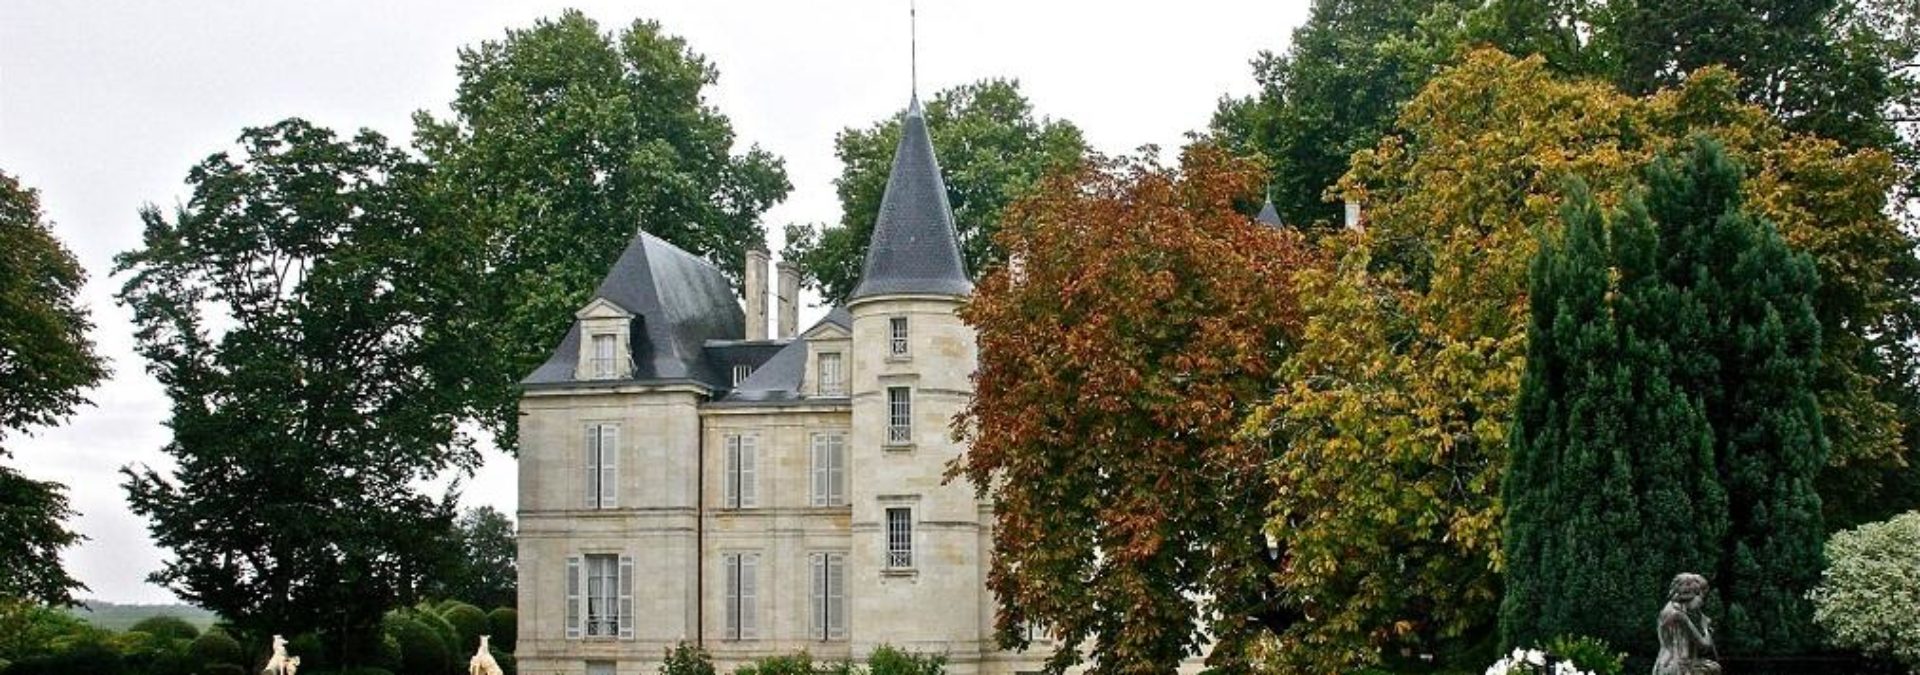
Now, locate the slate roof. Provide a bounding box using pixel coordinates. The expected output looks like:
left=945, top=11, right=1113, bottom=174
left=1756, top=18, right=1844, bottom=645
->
left=848, top=96, right=973, bottom=300
left=1255, top=200, right=1285, bottom=228
left=715, top=307, right=852, bottom=406
left=523, top=231, right=745, bottom=388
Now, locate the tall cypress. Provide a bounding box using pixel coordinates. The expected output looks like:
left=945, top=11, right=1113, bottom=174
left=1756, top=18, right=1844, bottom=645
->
left=1503, top=137, right=1823, bottom=658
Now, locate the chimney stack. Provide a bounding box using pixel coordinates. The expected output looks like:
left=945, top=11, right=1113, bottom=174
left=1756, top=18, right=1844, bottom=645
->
left=776, top=261, right=799, bottom=339
left=1344, top=198, right=1364, bottom=231
left=744, top=247, right=769, bottom=340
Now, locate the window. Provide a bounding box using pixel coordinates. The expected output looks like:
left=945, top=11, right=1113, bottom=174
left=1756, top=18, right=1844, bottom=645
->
left=809, top=553, right=846, bottom=640
left=810, top=433, right=846, bottom=506
left=723, top=553, right=759, bottom=640
left=566, top=554, right=633, bottom=639
left=732, top=364, right=753, bottom=386
left=885, top=507, right=913, bottom=569
left=886, top=387, right=911, bottom=445
left=591, top=333, right=618, bottom=378
left=723, top=434, right=757, bottom=509
left=817, top=352, right=844, bottom=396
left=587, top=663, right=617, bottom=675
left=888, top=316, right=909, bottom=357
left=585, top=424, right=618, bottom=508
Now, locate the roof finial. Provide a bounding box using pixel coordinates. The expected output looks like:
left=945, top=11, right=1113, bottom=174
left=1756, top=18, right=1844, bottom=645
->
left=910, top=0, right=919, bottom=101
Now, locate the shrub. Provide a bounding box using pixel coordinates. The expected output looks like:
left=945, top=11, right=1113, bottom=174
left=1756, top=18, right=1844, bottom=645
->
left=129, top=616, right=202, bottom=642
left=662, top=641, right=716, bottom=675
left=1543, top=636, right=1625, bottom=675
left=439, top=602, right=489, bottom=654
left=733, top=651, right=814, bottom=675
left=485, top=608, right=517, bottom=653
left=2, top=638, right=123, bottom=675
left=384, top=615, right=452, bottom=675
left=203, top=664, right=248, bottom=675
left=187, top=631, right=244, bottom=668
left=340, top=668, right=397, bottom=675
left=866, top=645, right=945, bottom=675
left=289, top=632, right=331, bottom=671
left=1811, top=510, right=1920, bottom=669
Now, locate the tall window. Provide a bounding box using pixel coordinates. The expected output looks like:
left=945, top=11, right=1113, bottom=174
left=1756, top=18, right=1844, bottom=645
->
left=886, top=387, right=911, bottom=445
left=566, top=554, right=632, bottom=639
left=888, top=316, right=909, bottom=357
left=723, top=553, right=759, bottom=640
left=585, top=424, right=618, bottom=508
left=723, top=434, right=757, bottom=509
left=885, top=507, right=913, bottom=569
left=810, top=433, right=846, bottom=506
left=591, top=333, right=618, bottom=378
left=816, top=352, right=844, bottom=396
left=809, top=553, right=846, bottom=640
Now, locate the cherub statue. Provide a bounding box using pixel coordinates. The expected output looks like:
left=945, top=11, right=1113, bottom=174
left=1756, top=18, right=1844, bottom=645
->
left=470, top=635, right=503, bottom=675
left=1654, top=573, right=1722, bottom=675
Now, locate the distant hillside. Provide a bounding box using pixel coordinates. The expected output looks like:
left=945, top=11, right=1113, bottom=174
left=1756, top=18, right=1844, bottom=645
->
left=68, top=600, right=220, bottom=632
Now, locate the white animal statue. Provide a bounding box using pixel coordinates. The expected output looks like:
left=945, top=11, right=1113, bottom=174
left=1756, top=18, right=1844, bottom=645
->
left=470, top=635, right=503, bottom=675
left=262, top=635, right=294, bottom=675
left=283, top=656, right=301, bottom=675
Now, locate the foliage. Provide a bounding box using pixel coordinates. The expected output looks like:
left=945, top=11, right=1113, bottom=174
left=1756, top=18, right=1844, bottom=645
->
left=732, top=651, right=816, bottom=675
left=484, top=608, right=515, bottom=652
left=423, top=507, right=517, bottom=611
left=661, top=641, right=716, bottom=675
left=865, top=645, right=946, bottom=675
left=413, top=10, right=789, bottom=449
left=955, top=145, right=1314, bottom=675
left=115, top=119, right=470, bottom=665
left=127, top=617, right=199, bottom=643
left=1809, top=511, right=1920, bottom=669
left=67, top=602, right=218, bottom=633
left=185, top=631, right=242, bottom=668
left=437, top=602, right=487, bottom=655
left=1244, top=49, right=1894, bottom=671
left=1504, top=138, right=1828, bottom=659
left=0, top=169, right=104, bottom=607
left=0, top=600, right=88, bottom=661
left=783, top=78, right=1085, bottom=304
left=1542, top=635, right=1626, bottom=675
left=384, top=613, right=452, bottom=675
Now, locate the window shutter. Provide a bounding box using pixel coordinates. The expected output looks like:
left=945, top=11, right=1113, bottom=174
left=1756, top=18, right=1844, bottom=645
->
left=723, top=437, right=739, bottom=509
left=809, top=554, right=825, bottom=639
left=724, top=554, right=740, bottom=639
left=740, top=554, right=759, bottom=638
left=827, top=554, right=846, bottom=639
left=584, top=427, right=599, bottom=508
left=566, top=556, right=582, bottom=639
left=810, top=438, right=826, bottom=507
left=738, top=436, right=757, bottom=508
left=829, top=436, right=845, bottom=505
left=599, top=425, right=619, bottom=509
left=618, top=554, right=635, bottom=639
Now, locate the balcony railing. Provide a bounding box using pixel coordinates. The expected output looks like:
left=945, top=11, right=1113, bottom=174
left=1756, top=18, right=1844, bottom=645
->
left=887, top=424, right=911, bottom=444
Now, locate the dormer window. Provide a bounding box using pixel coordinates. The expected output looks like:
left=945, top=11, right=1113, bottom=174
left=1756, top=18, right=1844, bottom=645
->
left=591, top=334, right=618, bottom=379
left=732, top=364, right=753, bottom=386
left=888, top=317, right=909, bottom=357
left=816, top=352, right=844, bottom=396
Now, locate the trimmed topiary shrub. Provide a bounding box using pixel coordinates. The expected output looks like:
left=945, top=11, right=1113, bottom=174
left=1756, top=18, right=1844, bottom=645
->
left=661, top=642, right=715, bottom=675
left=187, top=630, right=244, bottom=669
left=130, top=616, right=202, bottom=642
left=866, top=645, right=945, bottom=675
left=385, top=615, right=451, bottom=675
left=415, top=611, right=460, bottom=666
left=288, top=632, right=331, bottom=672
left=1811, top=510, right=1920, bottom=670
left=485, top=608, right=517, bottom=653
left=438, top=602, right=488, bottom=654
left=733, top=652, right=815, bottom=675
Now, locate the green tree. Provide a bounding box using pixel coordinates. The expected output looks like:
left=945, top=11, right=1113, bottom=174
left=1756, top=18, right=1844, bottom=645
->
left=1500, top=135, right=1826, bottom=660
left=955, top=146, right=1315, bottom=674
left=0, top=170, right=106, bottom=607
left=784, top=79, right=1085, bottom=305
left=414, top=10, right=790, bottom=449
left=117, top=119, right=472, bottom=665
left=424, top=506, right=517, bottom=610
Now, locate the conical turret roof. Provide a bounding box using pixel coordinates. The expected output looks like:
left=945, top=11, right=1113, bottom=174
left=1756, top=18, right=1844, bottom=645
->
left=849, top=96, right=972, bottom=300
left=1255, top=200, right=1284, bottom=228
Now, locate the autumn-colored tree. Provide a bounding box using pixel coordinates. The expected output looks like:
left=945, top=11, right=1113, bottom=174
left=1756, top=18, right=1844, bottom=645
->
left=954, top=146, right=1314, bottom=675
left=1246, top=49, right=1905, bottom=672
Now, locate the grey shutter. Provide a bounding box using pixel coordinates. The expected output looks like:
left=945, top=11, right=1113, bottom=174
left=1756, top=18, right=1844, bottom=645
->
left=724, top=554, right=740, bottom=639
left=618, top=554, right=635, bottom=639
left=810, top=437, right=826, bottom=506
left=829, top=436, right=845, bottom=505
left=599, top=425, right=619, bottom=508
left=809, top=553, right=825, bottom=639
left=565, top=555, right=582, bottom=639
left=827, top=554, right=846, bottom=638
left=738, top=436, right=757, bottom=508
left=723, top=437, right=739, bottom=509
left=585, top=427, right=599, bottom=508
left=740, top=554, right=759, bottom=637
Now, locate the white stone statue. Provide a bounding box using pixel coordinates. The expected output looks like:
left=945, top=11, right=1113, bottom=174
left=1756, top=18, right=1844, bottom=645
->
left=262, top=635, right=297, bottom=675
left=470, top=635, right=503, bottom=675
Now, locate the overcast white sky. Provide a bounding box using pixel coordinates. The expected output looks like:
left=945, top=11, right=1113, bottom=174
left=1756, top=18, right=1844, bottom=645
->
left=0, top=0, right=1311, bottom=604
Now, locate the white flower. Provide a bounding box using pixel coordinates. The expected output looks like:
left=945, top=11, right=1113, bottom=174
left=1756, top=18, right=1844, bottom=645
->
left=1524, top=649, right=1547, bottom=666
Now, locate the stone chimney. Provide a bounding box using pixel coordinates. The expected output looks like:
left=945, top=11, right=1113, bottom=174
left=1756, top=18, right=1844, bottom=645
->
left=1344, top=198, right=1364, bottom=231
left=776, top=261, right=799, bottom=339
left=744, top=247, right=769, bottom=340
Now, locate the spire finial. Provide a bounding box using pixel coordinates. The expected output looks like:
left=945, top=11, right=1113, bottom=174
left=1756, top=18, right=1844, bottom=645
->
left=910, top=0, right=919, bottom=100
